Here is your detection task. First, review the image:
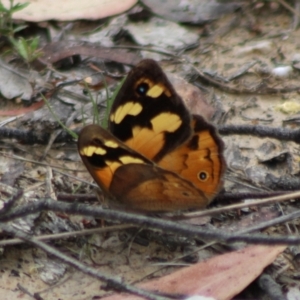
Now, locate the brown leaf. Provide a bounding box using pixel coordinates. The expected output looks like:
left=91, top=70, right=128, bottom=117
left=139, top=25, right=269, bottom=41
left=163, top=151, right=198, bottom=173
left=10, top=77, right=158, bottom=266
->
left=37, top=41, right=140, bottom=68
left=102, top=245, right=286, bottom=300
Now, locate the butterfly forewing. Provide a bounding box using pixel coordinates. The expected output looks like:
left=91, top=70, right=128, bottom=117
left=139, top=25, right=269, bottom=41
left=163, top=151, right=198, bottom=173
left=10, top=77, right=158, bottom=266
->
left=108, top=59, right=192, bottom=162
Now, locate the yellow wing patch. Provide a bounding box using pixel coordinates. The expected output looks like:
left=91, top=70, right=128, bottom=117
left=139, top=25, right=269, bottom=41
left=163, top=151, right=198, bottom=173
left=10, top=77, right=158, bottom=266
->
left=104, top=140, right=119, bottom=148
left=110, top=102, right=143, bottom=124
left=119, top=156, right=145, bottom=164
left=151, top=112, right=182, bottom=133
left=135, top=77, right=171, bottom=98
left=146, top=84, right=164, bottom=98
left=80, top=146, right=107, bottom=156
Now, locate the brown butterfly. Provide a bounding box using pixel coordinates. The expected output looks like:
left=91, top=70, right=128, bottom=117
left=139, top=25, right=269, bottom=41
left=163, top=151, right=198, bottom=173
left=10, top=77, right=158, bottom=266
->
left=78, top=59, right=225, bottom=212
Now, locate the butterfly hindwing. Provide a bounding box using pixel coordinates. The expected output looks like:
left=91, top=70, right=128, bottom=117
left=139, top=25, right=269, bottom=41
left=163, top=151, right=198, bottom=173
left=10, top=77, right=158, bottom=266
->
left=78, top=124, right=209, bottom=212
left=158, top=115, right=225, bottom=203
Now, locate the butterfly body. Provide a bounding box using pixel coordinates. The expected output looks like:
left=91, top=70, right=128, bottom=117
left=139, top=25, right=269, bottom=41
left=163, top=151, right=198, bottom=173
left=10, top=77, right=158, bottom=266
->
left=78, top=59, right=225, bottom=212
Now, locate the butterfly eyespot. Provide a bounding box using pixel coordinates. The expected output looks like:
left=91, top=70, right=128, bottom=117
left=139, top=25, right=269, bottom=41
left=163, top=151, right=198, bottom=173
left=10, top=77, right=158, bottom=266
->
left=136, top=82, right=149, bottom=95
left=198, top=171, right=209, bottom=182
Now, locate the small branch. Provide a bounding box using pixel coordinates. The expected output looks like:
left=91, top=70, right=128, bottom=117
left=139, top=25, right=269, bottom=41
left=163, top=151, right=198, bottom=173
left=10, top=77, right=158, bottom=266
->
left=218, top=124, right=300, bottom=144
left=0, top=199, right=300, bottom=245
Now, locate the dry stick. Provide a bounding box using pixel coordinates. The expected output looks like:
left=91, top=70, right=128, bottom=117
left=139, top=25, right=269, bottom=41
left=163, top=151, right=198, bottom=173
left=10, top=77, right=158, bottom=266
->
left=0, top=224, right=135, bottom=247
left=276, top=0, right=300, bottom=16
left=0, top=223, right=170, bottom=300
left=184, top=190, right=300, bottom=219
left=1, top=199, right=300, bottom=245
left=218, top=124, right=300, bottom=143
left=17, top=283, right=37, bottom=300
left=292, top=0, right=300, bottom=29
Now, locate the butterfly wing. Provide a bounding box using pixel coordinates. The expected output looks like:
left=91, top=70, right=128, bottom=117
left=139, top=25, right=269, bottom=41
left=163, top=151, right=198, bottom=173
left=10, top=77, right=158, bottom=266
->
left=78, top=124, right=208, bottom=212
left=79, top=60, right=225, bottom=211
left=158, top=115, right=225, bottom=203
left=108, top=59, right=192, bottom=162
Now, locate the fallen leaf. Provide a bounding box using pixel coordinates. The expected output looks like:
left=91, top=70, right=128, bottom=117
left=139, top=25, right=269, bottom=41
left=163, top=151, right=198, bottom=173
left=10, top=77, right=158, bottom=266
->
left=2, top=0, right=137, bottom=22
left=101, top=245, right=286, bottom=300
left=126, top=17, right=199, bottom=50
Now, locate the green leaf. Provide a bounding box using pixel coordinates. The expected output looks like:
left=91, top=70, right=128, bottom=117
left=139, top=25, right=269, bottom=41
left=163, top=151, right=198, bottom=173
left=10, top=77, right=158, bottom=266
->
left=13, top=24, right=27, bottom=33
left=0, top=2, right=9, bottom=12
left=15, top=37, right=29, bottom=61
left=10, top=2, right=29, bottom=13
left=30, top=36, right=39, bottom=50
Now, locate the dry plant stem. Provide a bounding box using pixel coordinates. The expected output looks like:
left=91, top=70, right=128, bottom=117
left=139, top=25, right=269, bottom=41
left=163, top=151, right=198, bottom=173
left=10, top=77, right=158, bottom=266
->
left=42, top=130, right=61, bottom=160
left=1, top=199, right=300, bottom=245
left=0, top=224, right=135, bottom=247
left=0, top=224, right=169, bottom=300
left=45, top=166, right=56, bottom=199
left=185, top=191, right=300, bottom=218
